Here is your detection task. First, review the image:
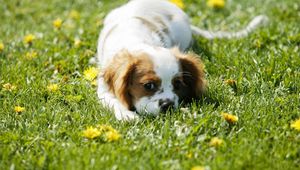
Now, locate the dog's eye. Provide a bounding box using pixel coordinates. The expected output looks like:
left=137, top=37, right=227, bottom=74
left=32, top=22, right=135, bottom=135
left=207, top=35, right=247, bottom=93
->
left=173, top=79, right=182, bottom=90
left=143, top=82, right=156, bottom=91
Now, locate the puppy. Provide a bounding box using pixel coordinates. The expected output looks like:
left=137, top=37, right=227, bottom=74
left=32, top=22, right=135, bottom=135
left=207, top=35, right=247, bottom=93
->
left=96, top=0, right=267, bottom=120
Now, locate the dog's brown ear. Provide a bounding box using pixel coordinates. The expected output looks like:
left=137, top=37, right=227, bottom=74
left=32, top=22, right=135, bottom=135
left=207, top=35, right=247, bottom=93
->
left=103, top=50, right=136, bottom=110
left=172, top=48, right=206, bottom=101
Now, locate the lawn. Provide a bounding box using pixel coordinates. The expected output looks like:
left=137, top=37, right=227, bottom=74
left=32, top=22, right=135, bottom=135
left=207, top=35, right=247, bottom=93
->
left=0, top=0, right=299, bottom=169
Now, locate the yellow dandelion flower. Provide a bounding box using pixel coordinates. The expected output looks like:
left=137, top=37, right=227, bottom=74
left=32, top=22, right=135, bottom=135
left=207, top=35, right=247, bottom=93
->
left=53, top=18, right=63, bottom=29
left=97, top=125, right=121, bottom=142
left=2, top=83, right=17, bottom=91
left=221, top=112, right=238, bottom=124
left=291, top=118, right=300, bottom=131
left=105, top=130, right=121, bottom=142
left=169, top=0, right=185, bottom=9
left=209, top=137, right=223, bottom=147
left=74, top=38, right=81, bottom=48
left=47, top=84, right=59, bottom=92
left=224, top=79, right=237, bottom=91
left=83, top=67, right=98, bottom=81
left=224, top=79, right=236, bottom=86
left=83, top=126, right=101, bottom=139
left=191, top=166, right=205, bottom=170
left=25, top=51, right=38, bottom=60
left=207, top=0, right=225, bottom=9
left=97, top=125, right=115, bottom=132
left=14, top=106, right=25, bottom=113
left=69, top=10, right=80, bottom=20
left=0, top=42, right=4, bottom=52
left=23, top=34, right=36, bottom=44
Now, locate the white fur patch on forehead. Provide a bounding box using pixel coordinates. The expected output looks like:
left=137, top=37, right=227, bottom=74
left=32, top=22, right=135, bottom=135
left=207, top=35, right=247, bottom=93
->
left=144, top=47, right=180, bottom=79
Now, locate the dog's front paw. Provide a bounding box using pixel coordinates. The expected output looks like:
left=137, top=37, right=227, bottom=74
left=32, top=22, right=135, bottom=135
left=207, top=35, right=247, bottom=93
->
left=115, top=110, right=139, bottom=121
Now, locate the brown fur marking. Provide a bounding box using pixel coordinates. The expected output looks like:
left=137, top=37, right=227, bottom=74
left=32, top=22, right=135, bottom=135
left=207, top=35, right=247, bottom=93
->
left=103, top=51, right=161, bottom=110
left=172, top=48, right=206, bottom=102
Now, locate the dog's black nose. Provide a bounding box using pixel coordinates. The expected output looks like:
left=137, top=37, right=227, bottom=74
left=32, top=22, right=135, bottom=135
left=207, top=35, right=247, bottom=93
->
left=159, top=99, right=175, bottom=113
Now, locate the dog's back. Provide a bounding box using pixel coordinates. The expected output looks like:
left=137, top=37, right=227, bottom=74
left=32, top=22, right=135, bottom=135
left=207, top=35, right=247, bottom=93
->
left=97, top=0, right=192, bottom=68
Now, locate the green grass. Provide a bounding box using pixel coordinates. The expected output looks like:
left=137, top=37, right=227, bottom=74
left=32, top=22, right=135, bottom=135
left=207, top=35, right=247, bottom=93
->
left=0, top=0, right=299, bottom=169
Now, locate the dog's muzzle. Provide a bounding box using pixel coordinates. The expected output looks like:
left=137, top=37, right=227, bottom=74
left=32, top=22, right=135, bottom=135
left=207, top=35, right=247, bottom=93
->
left=159, top=99, right=175, bottom=113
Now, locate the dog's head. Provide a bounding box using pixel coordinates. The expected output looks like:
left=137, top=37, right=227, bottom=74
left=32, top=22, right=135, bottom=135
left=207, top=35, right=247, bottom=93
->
left=103, top=47, right=206, bottom=116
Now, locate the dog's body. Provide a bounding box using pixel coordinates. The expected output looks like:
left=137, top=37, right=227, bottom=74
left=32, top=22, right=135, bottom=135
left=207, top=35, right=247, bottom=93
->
left=97, top=0, right=267, bottom=120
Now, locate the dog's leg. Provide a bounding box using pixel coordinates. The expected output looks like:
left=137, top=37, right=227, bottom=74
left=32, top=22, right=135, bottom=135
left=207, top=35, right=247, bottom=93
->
left=97, top=77, right=139, bottom=121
